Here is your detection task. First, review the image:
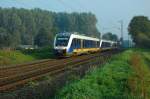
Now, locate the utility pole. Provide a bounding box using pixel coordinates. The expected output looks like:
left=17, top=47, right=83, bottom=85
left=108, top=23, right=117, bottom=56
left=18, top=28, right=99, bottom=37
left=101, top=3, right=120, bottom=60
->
left=119, top=20, right=124, bottom=47
left=100, top=32, right=102, bottom=39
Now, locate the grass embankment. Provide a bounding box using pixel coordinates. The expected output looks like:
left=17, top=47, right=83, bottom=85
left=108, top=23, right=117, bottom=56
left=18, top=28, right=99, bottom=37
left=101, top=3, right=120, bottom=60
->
left=0, top=50, right=35, bottom=66
left=0, top=47, right=54, bottom=66
left=56, top=49, right=150, bottom=99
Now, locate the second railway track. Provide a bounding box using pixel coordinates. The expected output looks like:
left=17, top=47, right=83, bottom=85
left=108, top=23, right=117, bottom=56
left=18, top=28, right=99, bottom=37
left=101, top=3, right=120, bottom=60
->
left=0, top=51, right=118, bottom=92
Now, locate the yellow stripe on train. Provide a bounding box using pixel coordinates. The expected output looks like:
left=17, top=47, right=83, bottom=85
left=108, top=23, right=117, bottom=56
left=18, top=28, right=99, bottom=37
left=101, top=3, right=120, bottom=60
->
left=73, top=48, right=100, bottom=55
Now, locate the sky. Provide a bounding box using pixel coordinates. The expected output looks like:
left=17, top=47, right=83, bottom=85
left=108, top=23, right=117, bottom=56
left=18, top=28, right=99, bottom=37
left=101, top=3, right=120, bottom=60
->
left=0, top=0, right=150, bottom=40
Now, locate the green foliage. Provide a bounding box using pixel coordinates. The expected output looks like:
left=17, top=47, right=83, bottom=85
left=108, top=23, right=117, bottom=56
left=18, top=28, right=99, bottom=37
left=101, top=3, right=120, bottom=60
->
left=56, top=49, right=150, bottom=99
left=102, top=32, right=118, bottom=41
left=0, top=7, right=100, bottom=48
left=128, top=16, right=150, bottom=48
left=0, top=50, right=35, bottom=66
left=56, top=50, right=134, bottom=99
left=34, top=27, right=54, bottom=47
left=129, top=52, right=150, bottom=98
left=0, top=47, right=54, bottom=66
left=22, top=47, right=55, bottom=59
left=0, top=27, right=11, bottom=48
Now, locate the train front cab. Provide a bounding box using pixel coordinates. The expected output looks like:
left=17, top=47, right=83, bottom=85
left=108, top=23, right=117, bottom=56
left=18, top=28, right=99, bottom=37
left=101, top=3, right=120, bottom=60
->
left=53, top=33, right=70, bottom=57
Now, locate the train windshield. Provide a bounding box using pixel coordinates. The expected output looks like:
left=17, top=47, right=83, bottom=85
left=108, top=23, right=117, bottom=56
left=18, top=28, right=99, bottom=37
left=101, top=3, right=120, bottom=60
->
left=55, top=35, right=70, bottom=46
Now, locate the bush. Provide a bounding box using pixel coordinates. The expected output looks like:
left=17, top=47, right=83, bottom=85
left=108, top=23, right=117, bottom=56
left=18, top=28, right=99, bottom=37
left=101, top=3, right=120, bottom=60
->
left=0, top=50, right=35, bottom=66
left=56, top=50, right=134, bottom=99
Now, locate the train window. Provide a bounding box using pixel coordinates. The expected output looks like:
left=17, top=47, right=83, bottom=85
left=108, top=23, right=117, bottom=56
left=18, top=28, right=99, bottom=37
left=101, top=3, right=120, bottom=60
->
left=71, top=39, right=76, bottom=48
left=91, top=41, right=93, bottom=47
left=85, top=40, right=87, bottom=48
left=88, top=40, right=90, bottom=48
left=83, top=40, right=85, bottom=48
left=89, top=40, right=92, bottom=48
left=86, top=40, right=88, bottom=48
left=71, top=38, right=81, bottom=49
left=101, top=42, right=111, bottom=48
left=91, top=41, right=96, bottom=48
left=86, top=40, right=90, bottom=48
left=91, top=41, right=93, bottom=48
left=55, top=35, right=70, bottom=46
left=81, top=40, right=99, bottom=48
left=84, top=40, right=88, bottom=48
left=76, top=39, right=81, bottom=48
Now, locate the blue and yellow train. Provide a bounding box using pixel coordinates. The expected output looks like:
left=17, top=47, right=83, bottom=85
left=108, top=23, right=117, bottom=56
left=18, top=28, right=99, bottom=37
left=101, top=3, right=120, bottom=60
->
left=54, top=32, right=118, bottom=57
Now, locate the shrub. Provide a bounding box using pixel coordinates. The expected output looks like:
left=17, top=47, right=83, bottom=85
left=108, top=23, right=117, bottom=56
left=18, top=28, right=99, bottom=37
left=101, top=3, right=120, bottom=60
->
left=56, top=50, right=134, bottom=99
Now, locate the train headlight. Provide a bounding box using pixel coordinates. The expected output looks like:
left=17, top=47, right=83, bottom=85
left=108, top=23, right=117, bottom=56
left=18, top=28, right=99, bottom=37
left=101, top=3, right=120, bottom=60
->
left=54, top=49, right=66, bottom=56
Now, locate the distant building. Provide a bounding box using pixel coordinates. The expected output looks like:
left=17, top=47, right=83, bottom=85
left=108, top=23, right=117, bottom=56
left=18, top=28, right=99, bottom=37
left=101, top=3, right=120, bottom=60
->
left=17, top=45, right=38, bottom=50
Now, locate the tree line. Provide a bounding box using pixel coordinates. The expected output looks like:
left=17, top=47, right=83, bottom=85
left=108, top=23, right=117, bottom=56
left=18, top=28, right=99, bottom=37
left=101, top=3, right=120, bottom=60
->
left=102, top=32, right=118, bottom=41
left=0, top=7, right=100, bottom=49
left=128, top=16, right=150, bottom=48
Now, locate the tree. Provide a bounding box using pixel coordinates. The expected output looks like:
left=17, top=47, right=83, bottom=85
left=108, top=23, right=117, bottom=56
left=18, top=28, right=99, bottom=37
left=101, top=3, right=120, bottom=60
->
left=0, top=8, right=100, bottom=48
left=102, top=32, right=118, bottom=41
left=136, top=33, right=150, bottom=48
left=0, top=27, right=11, bottom=48
left=34, top=28, right=53, bottom=47
left=9, top=13, right=22, bottom=47
left=128, top=16, right=150, bottom=48
left=77, top=13, right=100, bottom=37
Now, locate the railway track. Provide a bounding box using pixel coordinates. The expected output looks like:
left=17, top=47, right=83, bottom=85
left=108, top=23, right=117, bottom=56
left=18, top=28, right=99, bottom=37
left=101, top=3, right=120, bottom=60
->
left=0, top=51, right=117, bottom=92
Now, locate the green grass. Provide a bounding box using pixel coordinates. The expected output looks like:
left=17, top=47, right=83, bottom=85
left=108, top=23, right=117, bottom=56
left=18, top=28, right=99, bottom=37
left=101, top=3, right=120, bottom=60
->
left=128, top=51, right=150, bottom=98
left=141, top=50, right=150, bottom=66
left=0, top=50, right=35, bottom=66
left=0, top=47, right=54, bottom=66
left=56, top=49, right=150, bottom=99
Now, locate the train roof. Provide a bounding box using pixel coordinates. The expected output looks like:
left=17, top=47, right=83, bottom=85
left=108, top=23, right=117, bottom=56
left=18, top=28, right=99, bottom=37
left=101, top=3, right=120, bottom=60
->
left=101, top=39, right=117, bottom=43
left=56, top=32, right=100, bottom=41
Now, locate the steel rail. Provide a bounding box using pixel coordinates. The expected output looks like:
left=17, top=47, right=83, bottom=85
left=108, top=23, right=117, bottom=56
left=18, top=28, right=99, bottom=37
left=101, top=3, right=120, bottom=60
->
left=0, top=51, right=116, bottom=92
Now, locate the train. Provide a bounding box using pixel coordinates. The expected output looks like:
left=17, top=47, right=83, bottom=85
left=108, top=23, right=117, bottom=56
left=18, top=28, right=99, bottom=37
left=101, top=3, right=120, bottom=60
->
left=54, top=32, right=118, bottom=57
